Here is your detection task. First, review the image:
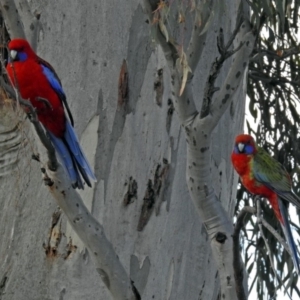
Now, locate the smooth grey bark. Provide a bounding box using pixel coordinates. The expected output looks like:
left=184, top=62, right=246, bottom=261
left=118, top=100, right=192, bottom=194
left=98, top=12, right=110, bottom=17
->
left=0, top=0, right=248, bottom=299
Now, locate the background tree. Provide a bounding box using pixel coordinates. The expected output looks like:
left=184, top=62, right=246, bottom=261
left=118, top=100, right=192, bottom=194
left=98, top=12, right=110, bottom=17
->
left=237, top=1, right=300, bottom=298
left=0, top=0, right=297, bottom=300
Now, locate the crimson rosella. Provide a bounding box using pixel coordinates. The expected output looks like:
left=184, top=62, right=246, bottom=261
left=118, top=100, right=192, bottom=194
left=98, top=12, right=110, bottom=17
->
left=231, top=134, right=300, bottom=273
left=6, top=38, right=96, bottom=189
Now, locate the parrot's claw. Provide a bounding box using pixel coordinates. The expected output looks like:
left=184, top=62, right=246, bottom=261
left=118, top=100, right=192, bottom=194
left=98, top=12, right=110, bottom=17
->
left=36, top=96, right=52, bottom=109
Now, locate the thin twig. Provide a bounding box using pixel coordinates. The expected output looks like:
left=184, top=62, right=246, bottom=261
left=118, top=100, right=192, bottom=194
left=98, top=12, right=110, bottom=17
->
left=200, top=20, right=244, bottom=119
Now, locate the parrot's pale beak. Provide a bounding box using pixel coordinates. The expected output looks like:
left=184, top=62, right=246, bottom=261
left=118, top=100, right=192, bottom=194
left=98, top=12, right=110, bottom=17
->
left=238, top=143, right=245, bottom=152
left=10, top=50, right=17, bottom=61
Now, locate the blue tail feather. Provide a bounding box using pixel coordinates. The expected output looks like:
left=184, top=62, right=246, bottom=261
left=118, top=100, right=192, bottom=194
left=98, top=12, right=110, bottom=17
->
left=64, top=121, right=96, bottom=181
left=278, top=199, right=300, bottom=274
left=47, top=120, right=96, bottom=189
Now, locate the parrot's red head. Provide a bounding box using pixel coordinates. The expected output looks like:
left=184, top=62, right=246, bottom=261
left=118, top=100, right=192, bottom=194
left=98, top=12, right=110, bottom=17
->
left=233, top=134, right=257, bottom=155
left=8, top=38, right=36, bottom=62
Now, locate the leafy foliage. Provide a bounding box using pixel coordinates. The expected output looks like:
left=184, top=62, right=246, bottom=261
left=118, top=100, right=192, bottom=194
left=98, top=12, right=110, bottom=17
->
left=237, top=0, right=300, bottom=298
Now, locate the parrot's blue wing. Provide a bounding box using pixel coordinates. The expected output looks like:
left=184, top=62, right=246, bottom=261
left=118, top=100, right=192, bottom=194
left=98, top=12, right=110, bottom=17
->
left=38, top=57, right=74, bottom=126
left=41, top=64, right=65, bottom=96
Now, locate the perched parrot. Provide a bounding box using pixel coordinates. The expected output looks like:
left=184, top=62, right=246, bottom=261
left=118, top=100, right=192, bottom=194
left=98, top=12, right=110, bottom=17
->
left=231, top=134, right=300, bottom=273
left=6, top=38, right=96, bottom=189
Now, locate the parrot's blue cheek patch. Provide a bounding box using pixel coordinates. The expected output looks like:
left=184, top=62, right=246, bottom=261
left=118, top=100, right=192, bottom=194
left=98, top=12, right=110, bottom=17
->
left=244, top=144, right=255, bottom=154
left=18, top=52, right=28, bottom=62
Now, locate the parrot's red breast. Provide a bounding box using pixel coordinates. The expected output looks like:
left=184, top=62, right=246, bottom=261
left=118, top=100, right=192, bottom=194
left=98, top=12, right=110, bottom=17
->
left=231, top=134, right=282, bottom=222
left=6, top=39, right=65, bottom=137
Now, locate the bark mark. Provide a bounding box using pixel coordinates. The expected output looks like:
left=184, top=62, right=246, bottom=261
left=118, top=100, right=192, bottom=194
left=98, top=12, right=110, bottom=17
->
left=137, top=161, right=170, bottom=230
left=123, top=176, right=138, bottom=206
left=63, top=238, right=77, bottom=259
left=154, top=68, right=164, bottom=106
left=0, top=274, right=8, bottom=297
left=166, top=98, right=174, bottom=133
left=43, top=208, right=62, bottom=258
left=118, top=59, right=129, bottom=108
left=131, top=280, right=141, bottom=300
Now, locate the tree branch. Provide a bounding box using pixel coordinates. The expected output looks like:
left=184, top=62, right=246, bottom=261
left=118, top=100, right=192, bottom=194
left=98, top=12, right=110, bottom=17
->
left=208, top=20, right=255, bottom=132
left=46, top=166, right=138, bottom=300
left=1, top=6, right=140, bottom=298
left=200, top=19, right=244, bottom=119
left=144, top=2, right=255, bottom=299
left=179, top=19, right=254, bottom=299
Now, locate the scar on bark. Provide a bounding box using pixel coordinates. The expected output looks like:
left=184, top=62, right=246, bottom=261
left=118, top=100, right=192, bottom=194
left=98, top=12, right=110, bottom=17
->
left=43, top=208, right=62, bottom=258
left=154, top=68, right=164, bottom=106
left=0, top=273, right=8, bottom=295
left=166, top=98, right=174, bottom=133
left=124, top=176, right=138, bottom=206
left=118, top=59, right=129, bottom=108
left=137, top=160, right=170, bottom=231
left=63, top=237, right=77, bottom=259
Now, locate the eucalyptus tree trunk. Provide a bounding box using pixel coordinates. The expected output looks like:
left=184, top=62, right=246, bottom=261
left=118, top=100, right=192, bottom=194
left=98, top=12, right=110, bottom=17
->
left=0, top=0, right=251, bottom=299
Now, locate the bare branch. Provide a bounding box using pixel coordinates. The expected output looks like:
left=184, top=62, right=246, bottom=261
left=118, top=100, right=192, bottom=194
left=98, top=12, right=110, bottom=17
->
left=1, top=73, right=140, bottom=300
left=47, top=166, right=138, bottom=300
left=201, top=21, right=244, bottom=119
left=208, top=21, right=255, bottom=132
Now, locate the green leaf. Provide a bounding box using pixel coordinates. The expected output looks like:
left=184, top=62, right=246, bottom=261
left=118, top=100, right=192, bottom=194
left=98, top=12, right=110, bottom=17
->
left=268, top=26, right=275, bottom=43
left=275, top=0, right=285, bottom=35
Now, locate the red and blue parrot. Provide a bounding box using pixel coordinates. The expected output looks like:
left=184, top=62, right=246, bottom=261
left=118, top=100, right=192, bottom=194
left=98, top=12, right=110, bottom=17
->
left=6, top=38, right=96, bottom=189
left=231, top=134, right=300, bottom=273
